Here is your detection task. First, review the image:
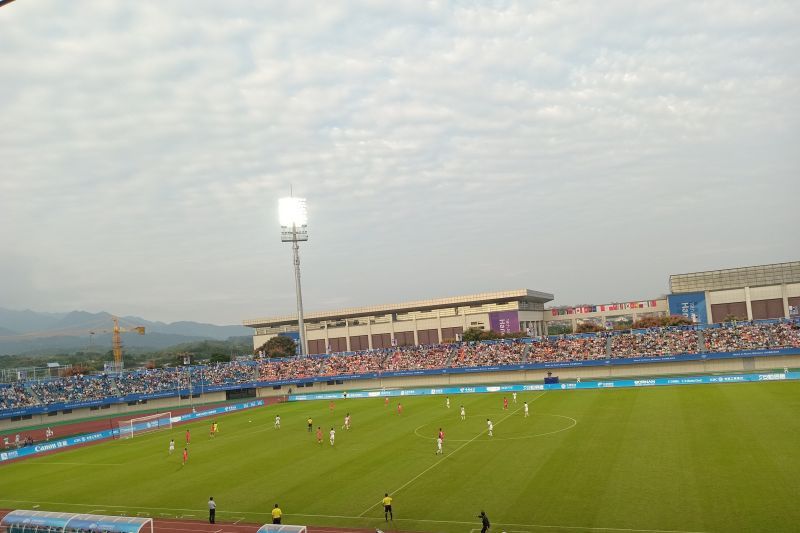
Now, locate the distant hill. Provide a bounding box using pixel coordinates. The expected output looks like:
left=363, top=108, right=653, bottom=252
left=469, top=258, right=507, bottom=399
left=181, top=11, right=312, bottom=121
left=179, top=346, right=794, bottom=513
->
left=0, top=308, right=66, bottom=334
left=0, top=307, right=251, bottom=356
left=120, top=317, right=252, bottom=341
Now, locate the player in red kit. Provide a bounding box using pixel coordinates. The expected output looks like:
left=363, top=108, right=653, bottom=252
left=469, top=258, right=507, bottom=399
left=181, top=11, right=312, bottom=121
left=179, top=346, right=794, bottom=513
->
left=316, top=426, right=323, bottom=445
left=185, top=429, right=191, bottom=444
left=438, top=427, right=445, bottom=441
left=503, top=397, right=509, bottom=410
left=384, top=397, right=389, bottom=407
left=182, top=447, right=188, bottom=465
left=397, top=403, right=403, bottom=414
left=329, top=401, right=335, bottom=413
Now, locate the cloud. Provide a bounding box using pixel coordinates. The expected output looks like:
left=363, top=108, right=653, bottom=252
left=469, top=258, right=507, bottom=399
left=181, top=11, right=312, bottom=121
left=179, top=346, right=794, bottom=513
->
left=0, top=0, right=797, bottom=323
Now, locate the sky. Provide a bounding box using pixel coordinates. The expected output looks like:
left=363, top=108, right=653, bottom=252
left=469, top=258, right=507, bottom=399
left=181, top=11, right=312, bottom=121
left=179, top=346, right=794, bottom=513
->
left=1, top=1, right=798, bottom=325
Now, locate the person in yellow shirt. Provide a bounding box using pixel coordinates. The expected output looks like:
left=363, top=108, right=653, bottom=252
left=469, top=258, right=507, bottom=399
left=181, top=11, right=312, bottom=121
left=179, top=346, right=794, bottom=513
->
left=382, top=493, right=393, bottom=522
left=271, top=503, right=282, bottom=524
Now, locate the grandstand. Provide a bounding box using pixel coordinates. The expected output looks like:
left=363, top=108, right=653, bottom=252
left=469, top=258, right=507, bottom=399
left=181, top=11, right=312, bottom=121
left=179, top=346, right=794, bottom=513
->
left=2, top=320, right=799, bottom=430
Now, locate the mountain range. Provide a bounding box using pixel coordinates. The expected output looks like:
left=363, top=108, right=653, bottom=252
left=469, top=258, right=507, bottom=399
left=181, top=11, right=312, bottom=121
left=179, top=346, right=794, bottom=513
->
left=0, top=308, right=252, bottom=356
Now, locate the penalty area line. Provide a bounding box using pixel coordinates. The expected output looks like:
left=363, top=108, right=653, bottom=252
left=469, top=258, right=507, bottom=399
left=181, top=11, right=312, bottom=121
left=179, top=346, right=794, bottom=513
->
left=357, top=391, right=547, bottom=518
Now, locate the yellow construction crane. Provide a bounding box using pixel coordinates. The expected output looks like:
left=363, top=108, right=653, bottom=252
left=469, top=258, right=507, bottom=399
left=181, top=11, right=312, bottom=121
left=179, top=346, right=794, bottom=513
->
left=89, top=316, right=145, bottom=370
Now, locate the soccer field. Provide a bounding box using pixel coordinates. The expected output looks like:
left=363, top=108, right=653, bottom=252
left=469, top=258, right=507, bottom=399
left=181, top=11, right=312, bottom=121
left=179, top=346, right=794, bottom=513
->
left=1, top=382, right=799, bottom=533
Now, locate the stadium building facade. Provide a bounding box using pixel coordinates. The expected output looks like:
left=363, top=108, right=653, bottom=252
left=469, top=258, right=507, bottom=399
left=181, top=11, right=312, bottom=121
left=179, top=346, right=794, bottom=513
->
left=667, top=261, right=800, bottom=324
left=245, top=289, right=553, bottom=354
left=244, top=261, right=800, bottom=353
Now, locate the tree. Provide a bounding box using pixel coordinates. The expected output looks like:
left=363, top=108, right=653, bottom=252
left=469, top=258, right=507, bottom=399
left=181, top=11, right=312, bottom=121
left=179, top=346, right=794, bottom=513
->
left=258, top=335, right=297, bottom=358
left=209, top=353, right=231, bottom=364
left=632, top=315, right=694, bottom=329
left=461, top=327, right=506, bottom=342
left=576, top=322, right=604, bottom=333
left=64, top=365, right=90, bottom=376
left=547, top=323, right=572, bottom=335
left=661, top=315, right=694, bottom=327
left=460, top=327, right=484, bottom=342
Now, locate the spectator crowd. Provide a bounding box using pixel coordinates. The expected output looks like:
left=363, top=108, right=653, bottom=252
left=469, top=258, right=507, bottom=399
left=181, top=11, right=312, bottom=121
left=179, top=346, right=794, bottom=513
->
left=2, top=321, right=798, bottom=411
left=0, top=383, right=39, bottom=410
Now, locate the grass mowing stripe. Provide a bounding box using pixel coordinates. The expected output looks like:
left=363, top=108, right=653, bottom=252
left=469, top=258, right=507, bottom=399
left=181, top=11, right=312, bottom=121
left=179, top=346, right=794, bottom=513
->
left=357, top=391, right=547, bottom=517
left=25, top=462, right=122, bottom=466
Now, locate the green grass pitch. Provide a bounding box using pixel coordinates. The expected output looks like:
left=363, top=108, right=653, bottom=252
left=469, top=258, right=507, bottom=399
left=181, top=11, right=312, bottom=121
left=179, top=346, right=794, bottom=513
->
left=1, top=382, right=799, bottom=532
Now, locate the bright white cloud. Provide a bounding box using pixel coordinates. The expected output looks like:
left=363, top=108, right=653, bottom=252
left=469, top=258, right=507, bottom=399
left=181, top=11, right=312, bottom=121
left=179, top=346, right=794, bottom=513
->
left=0, top=0, right=797, bottom=323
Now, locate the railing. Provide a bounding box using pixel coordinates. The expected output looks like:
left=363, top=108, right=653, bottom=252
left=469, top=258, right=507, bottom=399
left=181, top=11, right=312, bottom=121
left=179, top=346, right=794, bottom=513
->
left=0, top=365, right=73, bottom=384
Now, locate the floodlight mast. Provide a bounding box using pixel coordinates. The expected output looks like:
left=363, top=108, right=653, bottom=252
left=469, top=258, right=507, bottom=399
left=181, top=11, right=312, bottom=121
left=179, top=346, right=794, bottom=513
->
left=279, top=197, right=309, bottom=357
left=291, top=233, right=307, bottom=357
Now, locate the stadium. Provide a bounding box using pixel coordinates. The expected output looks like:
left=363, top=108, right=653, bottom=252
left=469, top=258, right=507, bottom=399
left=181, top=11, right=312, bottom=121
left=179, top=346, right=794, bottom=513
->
left=1, top=261, right=799, bottom=533
left=1, top=1, right=798, bottom=533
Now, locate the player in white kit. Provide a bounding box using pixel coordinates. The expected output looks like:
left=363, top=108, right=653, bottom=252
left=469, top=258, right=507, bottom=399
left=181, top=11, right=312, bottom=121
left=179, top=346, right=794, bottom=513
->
left=512, top=392, right=517, bottom=403
left=436, top=436, right=443, bottom=454
left=460, top=405, right=466, bottom=420
left=169, top=438, right=175, bottom=455
left=487, top=419, right=493, bottom=437
left=524, top=401, right=529, bottom=417
left=343, top=413, right=351, bottom=430
left=274, top=415, right=281, bottom=429
left=329, top=427, right=336, bottom=446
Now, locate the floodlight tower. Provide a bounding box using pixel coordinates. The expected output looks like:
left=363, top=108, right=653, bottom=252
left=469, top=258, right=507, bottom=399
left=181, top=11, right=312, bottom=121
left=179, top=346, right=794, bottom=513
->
left=279, top=196, right=309, bottom=357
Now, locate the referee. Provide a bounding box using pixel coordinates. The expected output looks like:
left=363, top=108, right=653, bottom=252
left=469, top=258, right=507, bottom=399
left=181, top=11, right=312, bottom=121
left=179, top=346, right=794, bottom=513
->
left=477, top=510, right=490, bottom=533
left=272, top=503, right=282, bottom=524
left=382, top=493, right=393, bottom=521
left=208, top=497, right=216, bottom=524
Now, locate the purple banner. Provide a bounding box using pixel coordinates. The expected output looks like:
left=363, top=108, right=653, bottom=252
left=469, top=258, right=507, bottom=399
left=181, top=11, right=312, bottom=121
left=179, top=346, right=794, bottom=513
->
left=488, top=311, right=520, bottom=334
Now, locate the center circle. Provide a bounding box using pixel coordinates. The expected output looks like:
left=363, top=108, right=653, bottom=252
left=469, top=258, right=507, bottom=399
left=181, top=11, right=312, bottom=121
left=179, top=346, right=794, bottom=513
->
left=413, top=413, right=577, bottom=442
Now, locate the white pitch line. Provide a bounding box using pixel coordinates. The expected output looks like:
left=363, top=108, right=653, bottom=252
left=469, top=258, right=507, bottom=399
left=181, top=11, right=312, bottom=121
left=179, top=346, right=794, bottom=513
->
left=358, top=392, right=547, bottom=518
left=294, top=512, right=708, bottom=533
left=0, top=499, right=708, bottom=533
left=413, top=413, right=578, bottom=442
left=189, top=508, right=710, bottom=533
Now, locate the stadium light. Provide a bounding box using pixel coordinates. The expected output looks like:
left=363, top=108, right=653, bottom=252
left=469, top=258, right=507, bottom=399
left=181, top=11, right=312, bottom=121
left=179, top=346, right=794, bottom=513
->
left=279, top=196, right=308, bottom=356
left=279, top=197, right=308, bottom=227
